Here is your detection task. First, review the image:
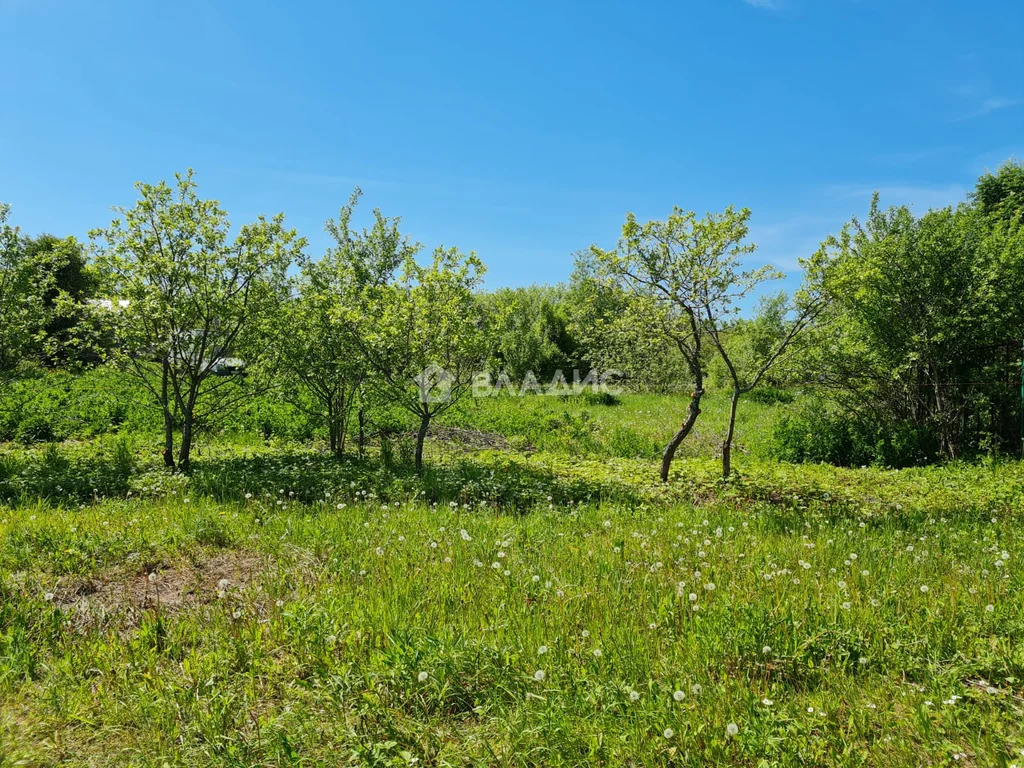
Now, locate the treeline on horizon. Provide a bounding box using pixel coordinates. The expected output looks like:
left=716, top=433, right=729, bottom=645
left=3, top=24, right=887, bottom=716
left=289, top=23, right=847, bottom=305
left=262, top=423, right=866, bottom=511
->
left=1, top=161, right=1022, bottom=476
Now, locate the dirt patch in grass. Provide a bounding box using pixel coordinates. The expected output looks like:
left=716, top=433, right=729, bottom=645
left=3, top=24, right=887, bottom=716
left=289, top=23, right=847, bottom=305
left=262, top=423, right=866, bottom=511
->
left=55, top=549, right=267, bottom=624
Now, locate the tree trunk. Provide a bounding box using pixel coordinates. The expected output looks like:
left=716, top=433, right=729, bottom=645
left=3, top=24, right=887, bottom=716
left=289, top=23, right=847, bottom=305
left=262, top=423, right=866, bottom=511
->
left=357, top=405, right=366, bottom=457
left=178, top=393, right=198, bottom=473
left=330, top=413, right=346, bottom=460
left=161, top=359, right=175, bottom=470
left=659, top=387, right=704, bottom=482
left=722, top=389, right=741, bottom=478
left=337, top=408, right=348, bottom=458
left=329, top=391, right=351, bottom=459
left=162, top=410, right=176, bottom=470
left=415, top=412, right=430, bottom=473
left=327, top=400, right=337, bottom=455
left=178, top=415, right=194, bottom=473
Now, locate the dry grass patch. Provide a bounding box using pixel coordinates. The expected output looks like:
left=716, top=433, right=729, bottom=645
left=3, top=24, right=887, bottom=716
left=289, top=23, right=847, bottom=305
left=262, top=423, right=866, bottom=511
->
left=54, top=549, right=267, bottom=626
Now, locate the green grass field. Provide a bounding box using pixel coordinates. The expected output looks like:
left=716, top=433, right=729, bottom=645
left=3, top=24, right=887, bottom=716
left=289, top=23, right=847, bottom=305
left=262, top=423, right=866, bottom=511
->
left=1, top=393, right=1023, bottom=766
left=446, top=390, right=784, bottom=461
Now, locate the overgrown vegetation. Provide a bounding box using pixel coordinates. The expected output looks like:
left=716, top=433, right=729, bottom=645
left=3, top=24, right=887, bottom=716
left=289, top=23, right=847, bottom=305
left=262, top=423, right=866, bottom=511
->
left=1, top=454, right=1022, bottom=765
left=4, top=161, right=1023, bottom=471
left=1, top=162, right=1023, bottom=765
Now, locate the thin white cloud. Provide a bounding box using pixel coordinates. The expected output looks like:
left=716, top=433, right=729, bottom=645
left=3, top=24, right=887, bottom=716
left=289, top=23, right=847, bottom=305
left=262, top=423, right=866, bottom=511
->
left=743, top=0, right=779, bottom=9
left=947, top=81, right=1018, bottom=120
left=968, top=98, right=1017, bottom=118
left=828, top=183, right=969, bottom=212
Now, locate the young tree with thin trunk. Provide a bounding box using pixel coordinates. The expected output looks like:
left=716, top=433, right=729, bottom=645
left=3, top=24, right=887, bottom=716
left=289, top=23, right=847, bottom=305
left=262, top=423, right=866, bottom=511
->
left=695, top=243, right=831, bottom=477
left=587, top=206, right=756, bottom=481
left=92, top=171, right=303, bottom=471
left=273, top=188, right=415, bottom=457
left=343, top=247, right=487, bottom=472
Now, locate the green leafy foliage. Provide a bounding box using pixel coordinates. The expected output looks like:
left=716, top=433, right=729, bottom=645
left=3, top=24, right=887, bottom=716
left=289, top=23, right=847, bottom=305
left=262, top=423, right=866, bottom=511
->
left=806, top=176, right=1024, bottom=460
left=344, top=246, right=489, bottom=470
left=771, top=400, right=940, bottom=468
left=0, top=202, right=51, bottom=388
left=481, top=284, right=583, bottom=381
left=270, top=188, right=415, bottom=457
left=91, top=170, right=304, bottom=470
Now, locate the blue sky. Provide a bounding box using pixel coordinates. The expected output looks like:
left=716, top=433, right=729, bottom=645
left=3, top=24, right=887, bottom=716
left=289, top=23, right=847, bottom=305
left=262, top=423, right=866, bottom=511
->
left=2, top=0, right=1022, bottom=292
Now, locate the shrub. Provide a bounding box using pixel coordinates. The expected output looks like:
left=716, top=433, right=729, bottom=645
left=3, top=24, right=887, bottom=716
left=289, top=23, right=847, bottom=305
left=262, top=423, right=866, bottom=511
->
left=771, top=401, right=939, bottom=468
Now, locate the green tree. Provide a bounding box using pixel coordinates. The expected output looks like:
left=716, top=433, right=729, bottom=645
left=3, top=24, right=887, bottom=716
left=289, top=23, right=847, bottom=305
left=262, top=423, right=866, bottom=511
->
left=274, top=189, right=415, bottom=457
left=0, top=203, right=51, bottom=390
left=701, top=277, right=829, bottom=477
left=92, top=171, right=304, bottom=471
left=22, top=234, right=105, bottom=367
left=975, top=159, right=1024, bottom=225
left=586, top=206, right=756, bottom=481
left=481, top=285, right=580, bottom=383
left=343, top=247, right=487, bottom=472
left=809, top=190, right=1024, bottom=460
